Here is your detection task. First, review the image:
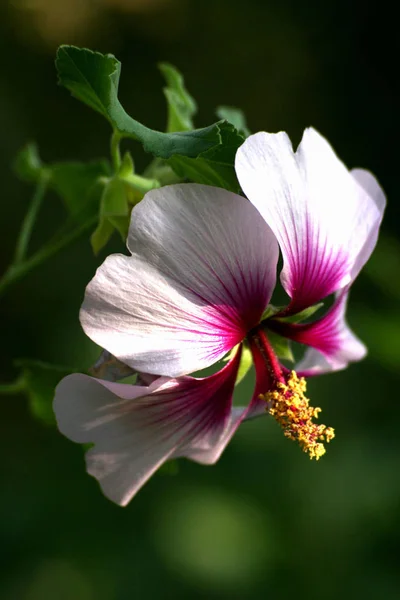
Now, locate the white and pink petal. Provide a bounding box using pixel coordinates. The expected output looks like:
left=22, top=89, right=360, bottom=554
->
left=276, top=290, right=367, bottom=375
left=235, top=128, right=385, bottom=312
left=81, top=184, right=279, bottom=377
left=53, top=350, right=246, bottom=506
left=179, top=349, right=271, bottom=465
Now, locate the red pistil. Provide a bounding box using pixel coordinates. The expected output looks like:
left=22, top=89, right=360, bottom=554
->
left=247, top=325, right=334, bottom=460
left=249, top=325, right=285, bottom=385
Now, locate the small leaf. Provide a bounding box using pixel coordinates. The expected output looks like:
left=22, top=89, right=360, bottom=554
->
left=15, top=359, right=77, bottom=426
left=267, top=331, right=294, bottom=362
left=236, top=345, right=253, bottom=385
left=108, top=215, right=130, bottom=241
left=223, top=344, right=253, bottom=386
left=56, top=46, right=119, bottom=120
left=261, top=304, right=285, bottom=321
left=159, top=62, right=197, bottom=132
left=50, top=160, right=110, bottom=220
left=14, top=143, right=46, bottom=182
left=119, top=151, right=135, bottom=178
left=279, top=302, right=324, bottom=324
left=101, top=177, right=129, bottom=217
left=90, top=176, right=130, bottom=253
left=101, top=176, right=130, bottom=242
left=56, top=45, right=223, bottom=159
left=90, top=167, right=161, bottom=254
left=90, top=217, right=115, bottom=255
left=14, top=145, right=110, bottom=222
left=216, top=106, right=250, bottom=137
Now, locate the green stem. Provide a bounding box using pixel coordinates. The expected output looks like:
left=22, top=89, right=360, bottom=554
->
left=0, top=217, right=96, bottom=298
left=111, top=130, right=122, bottom=172
left=0, top=375, right=25, bottom=395
left=123, top=172, right=161, bottom=194
left=13, top=175, right=49, bottom=265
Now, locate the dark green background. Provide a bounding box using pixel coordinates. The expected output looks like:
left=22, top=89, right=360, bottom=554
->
left=1, top=1, right=399, bottom=598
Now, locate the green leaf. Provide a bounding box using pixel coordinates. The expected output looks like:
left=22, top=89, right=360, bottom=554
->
left=50, top=160, right=110, bottom=220
left=168, top=122, right=245, bottom=191
left=216, top=106, right=250, bottom=137
left=91, top=217, right=115, bottom=255
left=56, top=45, right=223, bottom=159
left=159, top=62, right=197, bottom=132
left=90, top=175, right=131, bottom=253
left=15, top=359, right=77, bottom=426
left=101, top=177, right=129, bottom=217
left=278, top=302, right=324, bottom=324
left=13, top=141, right=110, bottom=222
left=236, top=344, right=253, bottom=385
left=89, top=162, right=161, bottom=254
left=119, top=151, right=135, bottom=178
left=260, top=304, right=285, bottom=321
left=14, top=143, right=47, bottom=182
left=223, top=344, right=253, bottom=386
left=90, top=178, right=127, bottom=253
left=108, top=216, right=130, bottom=240
left=267, top=331, right=294, bottom=362
left=261, top=302, right=324, bottom=324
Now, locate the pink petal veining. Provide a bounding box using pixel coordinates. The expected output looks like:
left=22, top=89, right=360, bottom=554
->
left=271, top=290, right=367, bottom=375
left=53, top=350, right=245, bottom=505
left=235, top=128, right=385, bottom=312
left=81, top=184, right=279, bottom=377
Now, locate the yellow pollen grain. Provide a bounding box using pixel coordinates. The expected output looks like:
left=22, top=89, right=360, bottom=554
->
left=260, top=371, right=335, bottom=460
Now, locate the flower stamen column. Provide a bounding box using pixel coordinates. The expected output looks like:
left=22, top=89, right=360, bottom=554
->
left=249, top=327, right=335, bottom=459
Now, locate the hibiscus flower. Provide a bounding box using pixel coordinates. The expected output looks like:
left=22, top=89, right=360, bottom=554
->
left=54, top=128, right=385, bottom=505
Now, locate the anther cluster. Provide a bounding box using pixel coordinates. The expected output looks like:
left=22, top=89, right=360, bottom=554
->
left=260, top=371, right=335, bottom=460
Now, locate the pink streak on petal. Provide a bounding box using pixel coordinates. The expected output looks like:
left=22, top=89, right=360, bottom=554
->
left=235, top=129, right=385, bottom=313
left=81, top=184, right=279, bottom=377
left=270, top=289, right=367, bottom=375
left=174, top=405, right=247, bottom=465
left=283, top=214, right=349, bottom=312
left=53, top=349, right=243, bottom=506
left=180, top=344, right=271, bottom=465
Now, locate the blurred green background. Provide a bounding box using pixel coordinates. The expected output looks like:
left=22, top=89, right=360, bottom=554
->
left=1, top=0, right=399, bottom=598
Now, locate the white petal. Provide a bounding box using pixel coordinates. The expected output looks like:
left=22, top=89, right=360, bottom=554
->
left=81, top=184, right=278, bottom=377
left=350, top=168, right=386, bottom=281
left=53, top=352, right=242, bottom=506
left=235, top=129, right=385, bottom=311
